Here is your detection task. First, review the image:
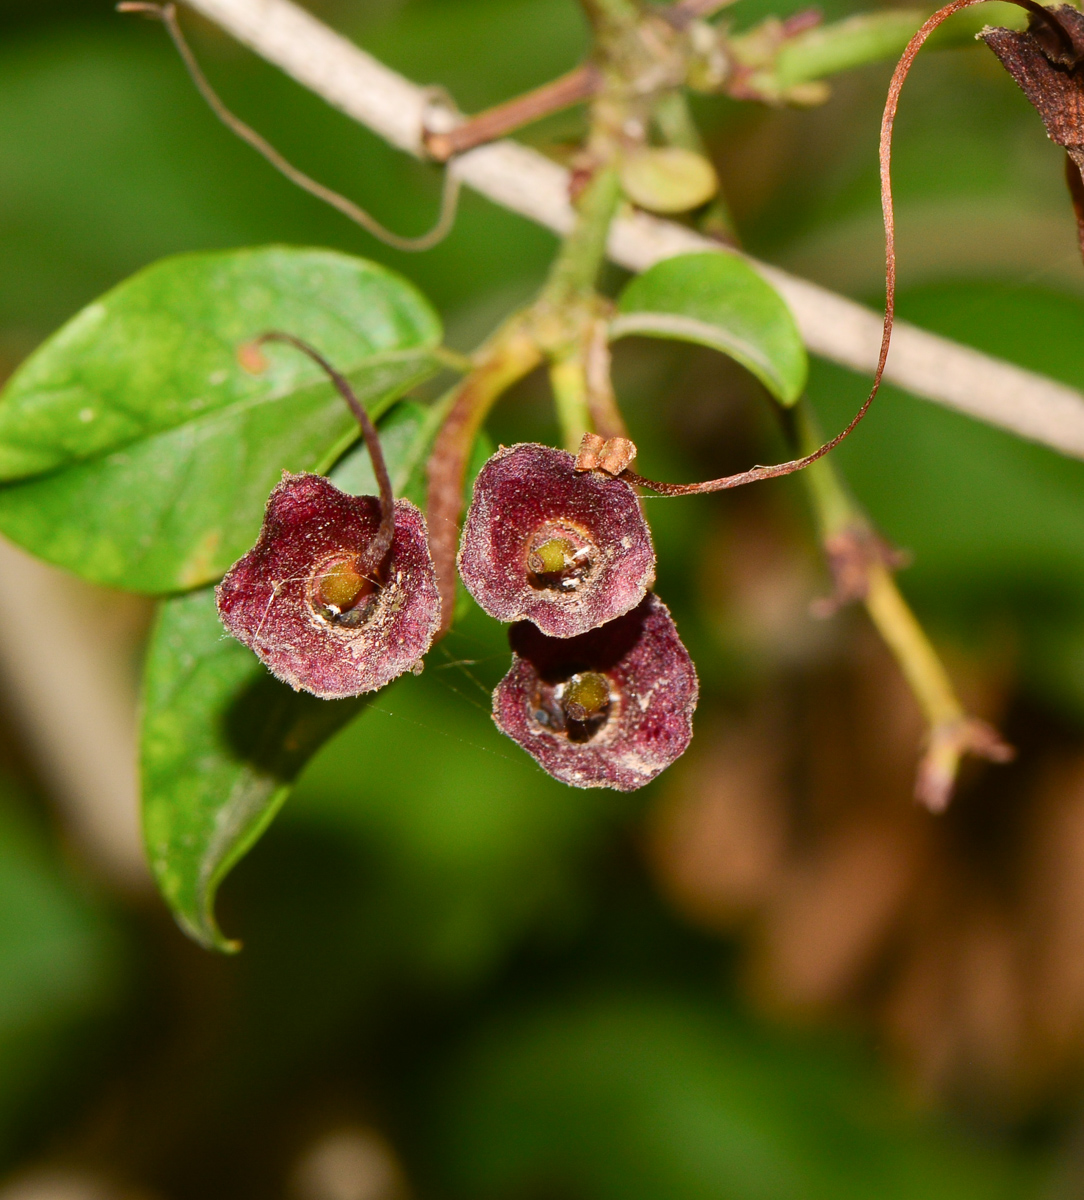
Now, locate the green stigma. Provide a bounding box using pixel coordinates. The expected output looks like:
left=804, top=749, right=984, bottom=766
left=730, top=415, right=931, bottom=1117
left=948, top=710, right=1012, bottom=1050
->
left=563, top=672, right=611, bottom=723
left=529, top=537, right=576, bottom=576
left=315, top=557, right=368, bottom=614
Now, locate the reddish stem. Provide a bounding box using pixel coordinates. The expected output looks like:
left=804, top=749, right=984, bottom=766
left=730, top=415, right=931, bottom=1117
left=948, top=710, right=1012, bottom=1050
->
left=424, top=64, right=602, bottom=162
left=255, top=333, right=396, bottom=577
left=426, top=324, right=543, bottom=631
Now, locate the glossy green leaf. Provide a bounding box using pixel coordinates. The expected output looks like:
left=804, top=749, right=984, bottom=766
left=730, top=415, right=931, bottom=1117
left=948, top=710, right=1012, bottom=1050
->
left=141, top=584, right=367, bottom=952
left=140, top=398, right=460, bottom=951
left=0, top=246, right=442, bottom=591
left=612, top=252, right=808, bottom=405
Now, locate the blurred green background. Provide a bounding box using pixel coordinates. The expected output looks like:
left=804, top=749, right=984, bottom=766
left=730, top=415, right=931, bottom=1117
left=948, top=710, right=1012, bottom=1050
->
left=3, top=0, right=1084, bottom=1196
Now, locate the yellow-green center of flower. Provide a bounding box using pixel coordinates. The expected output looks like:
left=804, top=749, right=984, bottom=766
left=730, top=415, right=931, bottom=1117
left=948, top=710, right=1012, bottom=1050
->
left=529, top=537, right=577, bottom=576
left=562, top=672, right=611, bottom=724
left=313, top=555, right=377, bottom=625
left=526, top=524, right=595, bottom=593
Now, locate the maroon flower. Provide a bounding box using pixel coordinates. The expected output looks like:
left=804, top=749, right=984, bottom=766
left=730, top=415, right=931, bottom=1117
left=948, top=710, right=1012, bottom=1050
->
left=216, top=472, right=440, bottom=699
left=493, top=593, right=698, bottom=791
left=458, top=443, right=655, bottom=638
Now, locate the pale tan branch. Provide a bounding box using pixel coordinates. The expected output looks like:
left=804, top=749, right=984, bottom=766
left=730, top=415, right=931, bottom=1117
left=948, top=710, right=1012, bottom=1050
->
left=178, top=0, right=1084, bottom=462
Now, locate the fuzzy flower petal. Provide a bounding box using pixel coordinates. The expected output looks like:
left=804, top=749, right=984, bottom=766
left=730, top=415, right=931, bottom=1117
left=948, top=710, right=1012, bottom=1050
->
left=493, top=593, right=698, bottom=791
left=216, top=472, right=440, bottom=699
left=458, top=443, right=655, bottom=638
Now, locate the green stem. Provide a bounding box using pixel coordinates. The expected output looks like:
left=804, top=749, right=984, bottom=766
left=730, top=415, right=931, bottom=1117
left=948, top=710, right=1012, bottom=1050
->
left=773, top=10, right=927, bottom=87
left=550, top=354, right=594, bottom=450
left=863, top=564, right=963, bottom=726
left=535, top=163, right=625, bottom=441
left=795, top=399, right=1012, bottom=809
left=745, top=5, right=1024, bottom=98
left=794, top=403, right=856, bottom=538
left=541, top=165, right=623, bottom=307
left=795, top=399, right=965, bottom=731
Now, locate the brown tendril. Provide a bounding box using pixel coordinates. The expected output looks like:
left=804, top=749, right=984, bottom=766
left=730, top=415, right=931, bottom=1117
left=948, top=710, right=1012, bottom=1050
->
left=115, top=2, right=460, bottom=251
left=617, top=0, right=1036, bottom=498
left=254, top=333, right=396, bottom=577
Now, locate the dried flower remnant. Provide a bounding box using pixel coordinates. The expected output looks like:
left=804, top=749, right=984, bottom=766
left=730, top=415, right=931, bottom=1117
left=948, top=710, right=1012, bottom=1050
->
left=493, top=593, right=698, bottom=791
left=574, top=432, right=637, bottom=475
left=216, top=472, right=440, bottom=699
left=981, top=5, right=1084, bottom=259
left=458, top=443, right=655, bottom=638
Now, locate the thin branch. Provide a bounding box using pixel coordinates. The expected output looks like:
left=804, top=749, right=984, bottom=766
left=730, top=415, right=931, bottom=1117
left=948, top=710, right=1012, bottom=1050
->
left=119, top=2, right=460, bottom=251
left=793, top=400, right=1013, bottom=811
left=423, top=63, right=601, bottom=162
left=177, top=0, right=1084, bottom=464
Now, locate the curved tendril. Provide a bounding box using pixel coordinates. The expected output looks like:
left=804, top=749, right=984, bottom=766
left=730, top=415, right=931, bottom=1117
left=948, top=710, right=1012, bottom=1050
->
left=116, top=2, right=460, bottom=251
left=615, top=0, right=1009, bottom=499
left=255, top=333, right=396, bottom=576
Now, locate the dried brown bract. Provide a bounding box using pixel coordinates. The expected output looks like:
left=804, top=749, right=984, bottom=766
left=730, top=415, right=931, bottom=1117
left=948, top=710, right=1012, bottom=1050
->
left=216, top=472, right=440, bottom=699
left=492, top=593, right=698, bottom=791
left=458, top=443, right=656, bottom=638
left=981, top=5, right=1084, bottom=257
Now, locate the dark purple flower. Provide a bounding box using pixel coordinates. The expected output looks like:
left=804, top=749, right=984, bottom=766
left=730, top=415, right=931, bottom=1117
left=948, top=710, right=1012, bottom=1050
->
left=216, top=472, right=440, bottom=699
left=457, top=443, right=655, bottom=638
left=493, top=593, right=698, bottom=791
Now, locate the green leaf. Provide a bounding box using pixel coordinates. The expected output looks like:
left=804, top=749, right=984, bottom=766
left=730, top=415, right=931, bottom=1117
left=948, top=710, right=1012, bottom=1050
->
left=141, top=584, right=366, bottom=952
left=0, top=246, right=442, bottom=591
left=612, top=252, right=808, bottom=405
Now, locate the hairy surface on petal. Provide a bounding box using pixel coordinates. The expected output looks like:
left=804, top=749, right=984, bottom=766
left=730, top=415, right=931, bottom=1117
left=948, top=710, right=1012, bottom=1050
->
left=493, top=593, right=698, bottom=791
left=216, top=472, right=440, bottom=699
left=457, top=443, right=655, bottom=638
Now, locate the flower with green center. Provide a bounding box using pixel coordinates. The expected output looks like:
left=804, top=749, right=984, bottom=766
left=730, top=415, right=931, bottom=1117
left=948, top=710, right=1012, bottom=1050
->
left=216, top=472, right=440, bottom=699
left=493, top=593, right=698, bottom=790
left=458, top=443, right=656, bottom=638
